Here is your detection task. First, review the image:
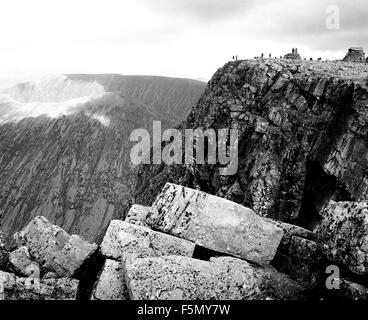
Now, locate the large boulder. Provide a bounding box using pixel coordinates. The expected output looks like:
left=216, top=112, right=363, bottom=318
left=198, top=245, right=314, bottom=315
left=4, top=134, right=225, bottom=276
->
left=146, top=183, right=284, bottom=264
left=124, top=255, right=310, bottom=300
left=100, top=220, right=195, bottom=260
left=14, top=216, right=98, bottom=278
left=315, top=201, right=368, bottom=275
left=9, top=246, right=40, bottom=277
left=0, top=270, right=78, bottom=300
left=96, top=220, right=195, bottom=300
left=91, top=259, right=128, bottom=300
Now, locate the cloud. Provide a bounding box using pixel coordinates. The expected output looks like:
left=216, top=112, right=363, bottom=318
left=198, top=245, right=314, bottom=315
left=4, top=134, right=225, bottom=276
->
left=0, top=0, right=367, bottom=86
left=139, top=0, right=260, bottom=22
left=245, top=0, right=368, bottom=51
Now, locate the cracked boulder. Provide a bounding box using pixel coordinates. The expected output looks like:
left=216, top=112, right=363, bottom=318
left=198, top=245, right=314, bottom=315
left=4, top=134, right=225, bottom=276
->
left=9, top=246, right=40, bottom=277
left=146, top=183, right=284, bottom=264
left=100, top=220, right=195, bottom=260
left=124, top=255, right=310, bottom=300
left=96, top=220, right=195, bottom=300
left=0, top=270, right=79, bottom=300
left=13, top=216, right=98, bottom=278
left=315, top=201, right=368, bottom=275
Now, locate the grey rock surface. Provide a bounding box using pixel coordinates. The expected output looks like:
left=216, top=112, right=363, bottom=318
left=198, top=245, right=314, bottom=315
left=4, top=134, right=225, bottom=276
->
left=315, top=201, right=368, bottom=275
left=100, top=220, right=195, bottom=260
left=91, top=259, right=128, bottom=300
left=334, top=278, right=368, bottom=300
left=124, top=204, right=150, bottom=227
left=272, top=236, right=326, bottom=286
left=135, top=59, right=368, bottom=230
left=264, top=218, right=317, bottom=244
left=9, top=246, right=40, bottom=277
left=146, top=183, right=284, bottom=264
left=0, top=270, right=79, bottom=300
left=124, top=255, right=309, bottom=300
left=14, top=216, right=98, bottom=277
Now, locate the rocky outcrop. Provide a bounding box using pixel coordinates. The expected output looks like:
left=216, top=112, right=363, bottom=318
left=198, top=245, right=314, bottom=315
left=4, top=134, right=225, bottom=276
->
left=1, top=183, right=368, bottom=300
left=343, top=48, right=366, bottom=63
left=131, top=58, right=368, bottom=300
left=135, top=59, right=368, bottom=228
left=315, top=201, right=368, bottom=275
left=284, top=48, right=302, bottom=60
left=14, top=216, right=98, bottom=278
left=93, top=184, right=320, bottom=301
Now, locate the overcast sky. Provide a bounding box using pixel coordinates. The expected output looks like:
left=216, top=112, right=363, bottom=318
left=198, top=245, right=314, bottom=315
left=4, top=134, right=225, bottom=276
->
left=0, top=0, right=367, bottom=88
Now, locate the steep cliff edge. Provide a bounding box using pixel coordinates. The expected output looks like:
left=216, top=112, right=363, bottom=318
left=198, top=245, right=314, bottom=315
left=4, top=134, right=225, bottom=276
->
left=134, top=59, right=368, bottom=229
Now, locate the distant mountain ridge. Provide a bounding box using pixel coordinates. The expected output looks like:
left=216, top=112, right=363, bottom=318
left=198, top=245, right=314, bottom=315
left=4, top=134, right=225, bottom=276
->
left=0, top=74, right=206, bottom=243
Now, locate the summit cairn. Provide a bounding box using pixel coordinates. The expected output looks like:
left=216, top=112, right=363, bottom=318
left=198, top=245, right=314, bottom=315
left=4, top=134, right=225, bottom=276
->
left=343, top=47, right=365, bottom=63
left=284, top=48, right=302, bottom=60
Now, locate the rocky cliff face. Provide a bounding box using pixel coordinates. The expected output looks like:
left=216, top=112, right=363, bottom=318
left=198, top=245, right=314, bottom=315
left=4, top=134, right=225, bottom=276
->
left=134, top=59, right=368, bottom=231
left=0, top=75, right=205, bottom=243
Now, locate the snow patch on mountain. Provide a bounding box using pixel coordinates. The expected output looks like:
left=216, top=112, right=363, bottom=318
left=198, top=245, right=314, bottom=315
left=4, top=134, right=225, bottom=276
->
left=0, top=75, right=109, bottom=125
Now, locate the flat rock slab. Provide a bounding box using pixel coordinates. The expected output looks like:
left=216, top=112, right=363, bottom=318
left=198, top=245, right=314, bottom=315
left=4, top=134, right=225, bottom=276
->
left=124, top=255, right=309, bottom=300
left=0, top=271, right=79, bottom=300
left=315, top=201, right=368, bottom=275
left=146, top=183, right=284, bottom=264
left=14, top=216, right=98, bottom=278
left=100, top=220, right=195, bottom=260
left=91, top=259, right=128, bottom=300
left=125, top=204, right=150, bottom=227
